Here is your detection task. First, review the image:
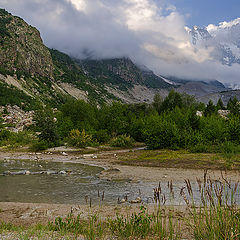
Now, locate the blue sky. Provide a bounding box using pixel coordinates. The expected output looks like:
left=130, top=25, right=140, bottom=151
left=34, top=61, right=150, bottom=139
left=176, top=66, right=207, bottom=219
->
left=167, top=0, right=240, bottom=27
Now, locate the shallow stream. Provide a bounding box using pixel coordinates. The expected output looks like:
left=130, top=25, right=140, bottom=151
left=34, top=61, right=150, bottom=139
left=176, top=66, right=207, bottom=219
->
left=0, top=159, right=239, bottom=206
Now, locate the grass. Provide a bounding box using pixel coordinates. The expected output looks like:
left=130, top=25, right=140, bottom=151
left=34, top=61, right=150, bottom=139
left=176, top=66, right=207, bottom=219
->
left=190, top=205, right=240, bottom=239
left=108, top=205, right=181, bottom=239
left=46, top=206, right=181, bottom=240
left=182, top=171, right=240, bottom=240
left=118, top=149, right=240, bottom=170
left=0, top=221, right=22, bottom=234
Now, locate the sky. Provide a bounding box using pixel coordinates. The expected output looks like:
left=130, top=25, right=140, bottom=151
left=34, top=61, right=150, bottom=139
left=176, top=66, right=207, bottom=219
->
left=167, top=0, right=240, bottom=27
left=0, top=0, right=240, bottom=86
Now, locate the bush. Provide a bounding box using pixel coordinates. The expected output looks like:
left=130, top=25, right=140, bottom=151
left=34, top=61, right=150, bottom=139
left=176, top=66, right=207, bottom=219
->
left=143, top=116, right=180, bottom=150
left=92, top=129, right=110, bottom=144
left=67, top=129, right=98, bottom=148
left=199, top=115, right=227, bottom=144
left=221, top=141, right=240, bottom=155
left=30, top=140, right=49, bottom=152
left=0, top=129, right=11, bottom=141
left=227, top=116, right=240, bottom=143
left=189, top=143, right=214, bottom=153
left=110, top=134, right=134, bottom=148
left=33, top=107, right=59, bottom=145
left=0, top=130, right=34, bottom=148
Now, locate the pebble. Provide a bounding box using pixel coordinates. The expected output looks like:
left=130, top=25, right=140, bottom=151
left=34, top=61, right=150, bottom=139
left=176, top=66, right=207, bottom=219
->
left=129, top=197, right=142, bottom=204
left=61, top=152, right=68, bottom=156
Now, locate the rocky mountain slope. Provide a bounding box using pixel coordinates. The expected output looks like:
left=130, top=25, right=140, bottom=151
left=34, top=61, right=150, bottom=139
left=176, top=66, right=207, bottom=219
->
left=1, top=8, right=240, bottom=109
left=164, top=76, right=230, bottom=104
left=0, top=8, right=173, bottom=108
left=0, top=9, right=53, bottom=77
left=80, top=58, right=171, bottom=89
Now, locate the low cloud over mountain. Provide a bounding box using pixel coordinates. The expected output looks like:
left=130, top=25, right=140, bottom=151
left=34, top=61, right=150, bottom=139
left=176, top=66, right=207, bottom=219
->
left=1, top=0, right=240, bottom=87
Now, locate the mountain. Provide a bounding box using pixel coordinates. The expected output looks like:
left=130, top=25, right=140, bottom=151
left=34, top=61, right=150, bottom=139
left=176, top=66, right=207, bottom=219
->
left=80, top=58, right=171, bottom=90
left=0, top=8, right=171, bottom=108
left=188, top=19, right=240, bottom=66
left=0, top=8, right=239, bottom=109
left=198, top=90, right=240, bottom=105
left=164, top=76, right=228, bottom=99
left=0, top=9, right=53, bottom=77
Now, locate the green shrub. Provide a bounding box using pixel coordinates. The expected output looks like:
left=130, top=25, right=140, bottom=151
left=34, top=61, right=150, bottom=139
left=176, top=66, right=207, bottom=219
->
left=143, top=116, right=180, bottom=150
left=0, top=130, right=34, bottom=148
left=67, top=129, right=98, bottom=148
left=199, top=115, right=227, bottom=144
left=0, top=129, right=11, bottom=141
left=220, top=141, right=240, bottom=169
left=221, top=141, right=240, bottom=155
left=92, top=129, right=110, bottom=144
left=110, top=134, right=134, bottom=148
left=227, top=116, right=240, bottom=143
left=33, top=107, right=59, bottom=145
left=189, top=143, right=213, bottom=153
left=30, top=140, right=49, bottom=152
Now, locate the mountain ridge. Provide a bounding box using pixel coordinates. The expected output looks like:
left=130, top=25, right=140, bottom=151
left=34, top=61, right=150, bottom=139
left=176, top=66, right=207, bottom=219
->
left=0, top=8, right=239, bottom=108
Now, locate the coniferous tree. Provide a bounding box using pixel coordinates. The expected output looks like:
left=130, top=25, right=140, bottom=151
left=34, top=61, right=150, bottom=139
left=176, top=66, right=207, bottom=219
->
left=216, top=98, right=225, bottom=110
left=204, top=100, right=216, bottom=116
left=227, top=97, right=240, bottom=116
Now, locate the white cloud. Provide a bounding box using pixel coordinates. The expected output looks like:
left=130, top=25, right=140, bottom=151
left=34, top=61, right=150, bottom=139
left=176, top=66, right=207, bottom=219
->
left=1, top=0, right=240, bottom=86
left=67, top=0, right=86, bottom=12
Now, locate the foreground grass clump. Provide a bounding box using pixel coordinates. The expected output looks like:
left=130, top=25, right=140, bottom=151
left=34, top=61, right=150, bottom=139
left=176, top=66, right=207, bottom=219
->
left=108, top=205, right=180, bottom=239
left=191, top=205, right=240, bottom=240
left=48, top=214, right=106, bottom=239
left=180, top=171, right=240, bottom=240
left=0, top=221, right=21, bottom=233
left=47, top=206, right=181, bottom=239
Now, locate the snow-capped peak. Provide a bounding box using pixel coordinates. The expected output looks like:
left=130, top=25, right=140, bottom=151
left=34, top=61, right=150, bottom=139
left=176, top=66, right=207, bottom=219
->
left=206, top=18, right=240, bottom=35
left=187, top=17, right=240, bottom=66
left=218, top=18, right=240, bottom=29
left=193, top=25, right=198, bottom=31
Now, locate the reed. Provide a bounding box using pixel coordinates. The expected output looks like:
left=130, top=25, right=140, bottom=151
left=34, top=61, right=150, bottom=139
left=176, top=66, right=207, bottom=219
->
left=180, top=171, right=240, bottom=240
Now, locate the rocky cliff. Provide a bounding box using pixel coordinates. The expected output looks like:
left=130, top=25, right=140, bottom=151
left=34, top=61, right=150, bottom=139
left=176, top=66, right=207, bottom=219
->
left=0, top=9, right=53, bottom=77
